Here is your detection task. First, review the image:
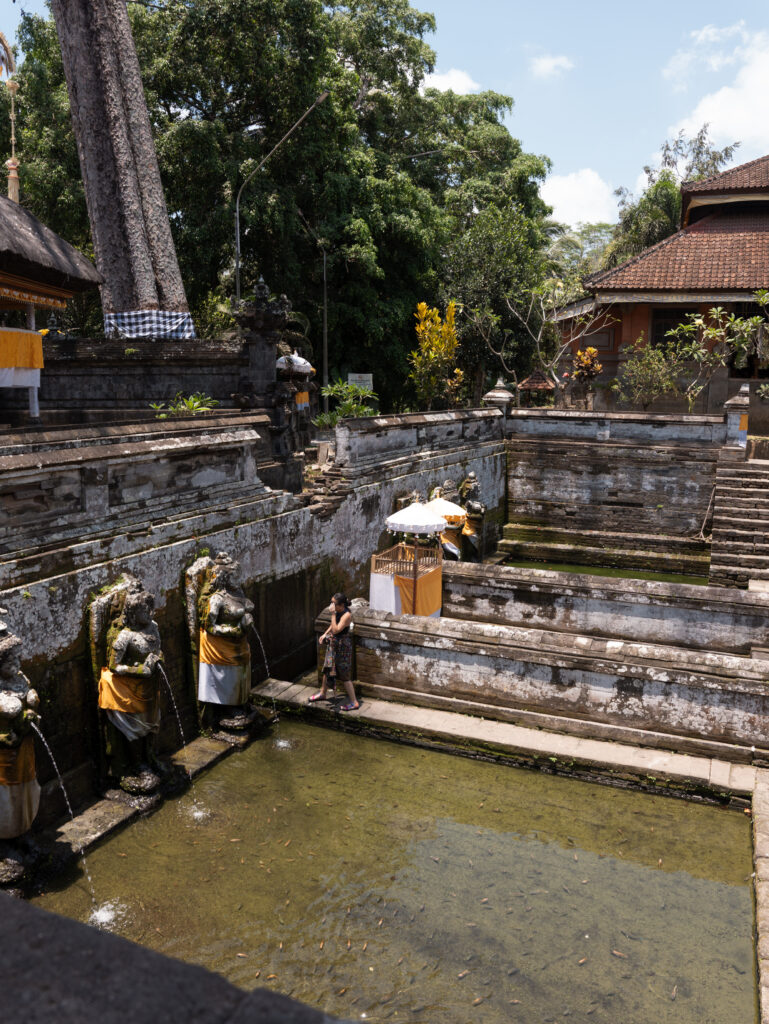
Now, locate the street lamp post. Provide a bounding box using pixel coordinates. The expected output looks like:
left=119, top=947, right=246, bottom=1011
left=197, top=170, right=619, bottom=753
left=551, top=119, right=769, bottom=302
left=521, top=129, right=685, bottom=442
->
left=297, top=208, right=329, bottom=414
left=234, top=90, right=329, bottom=305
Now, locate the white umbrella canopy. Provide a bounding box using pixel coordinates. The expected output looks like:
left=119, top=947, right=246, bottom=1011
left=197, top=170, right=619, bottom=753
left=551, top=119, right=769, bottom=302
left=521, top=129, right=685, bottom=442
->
left=385, top=501, right=446, bottom=535
left=424, top=496, right=466, bottom=523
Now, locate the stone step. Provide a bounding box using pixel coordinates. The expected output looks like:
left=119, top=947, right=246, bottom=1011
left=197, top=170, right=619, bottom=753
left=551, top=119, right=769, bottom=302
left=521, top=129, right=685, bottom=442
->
left=497, top=539, right=710, bottom=576
left=716, top=470, right=769, bottom=483
left=714, top=497, right=769, bottom=512
left=710, top=552, right=769, bottom=569
left=501, top=523, right=707, bottom=553
left=715, top=485, right=769, bottom=499
left=710, top=540, right=769, bottom=555
left=712, top=514, right=769, bottom=531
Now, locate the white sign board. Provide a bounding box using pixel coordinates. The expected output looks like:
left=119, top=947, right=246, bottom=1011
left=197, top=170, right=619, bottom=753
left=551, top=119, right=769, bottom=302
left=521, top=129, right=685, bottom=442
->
left=347, top=373, right=373, bottom=390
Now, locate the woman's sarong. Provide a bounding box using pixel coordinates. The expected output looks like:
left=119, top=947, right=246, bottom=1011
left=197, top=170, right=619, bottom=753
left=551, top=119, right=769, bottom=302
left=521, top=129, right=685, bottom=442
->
left=322, top=633, right=353, bottom=682
left=0, top=734, right=41, bottom=838
left=98, top=668, right=160, bottom=741
left=198, top=629, right=251, bottom=705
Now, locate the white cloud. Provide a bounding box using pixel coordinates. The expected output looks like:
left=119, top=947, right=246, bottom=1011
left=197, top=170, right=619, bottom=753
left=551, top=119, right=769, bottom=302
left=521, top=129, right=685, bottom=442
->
left=671, top=28, right=769, bottom=160
left=663, top=20, right=748, bottom=91
left=541, top=169, right=616, bottom=227
left=422, top=68, right=480, bottom=93
left=530, top=54, right=574, bottom=80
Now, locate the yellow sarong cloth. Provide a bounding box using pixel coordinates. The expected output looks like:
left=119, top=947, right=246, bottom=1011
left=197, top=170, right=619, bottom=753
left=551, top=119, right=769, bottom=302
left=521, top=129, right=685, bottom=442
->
left=199, top=629, right=250, bottom=666
left=0, top=329, right=44, bottom=369
left=0, top=734, right=36, bottom=786
left=98, top=668, right=157, bottom=713
left=394, top=565, right=442, bottom=616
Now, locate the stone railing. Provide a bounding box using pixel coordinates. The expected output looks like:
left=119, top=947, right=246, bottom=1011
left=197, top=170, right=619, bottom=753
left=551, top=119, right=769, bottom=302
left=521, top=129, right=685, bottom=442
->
left=334, top=408, right=504, bottom=468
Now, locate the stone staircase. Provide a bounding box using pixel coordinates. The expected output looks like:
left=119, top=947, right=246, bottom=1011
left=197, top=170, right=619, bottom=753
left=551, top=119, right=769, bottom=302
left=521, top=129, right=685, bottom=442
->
left=497, top=523, right=710, bottom=577
left=709, top=458, right=769, bottom=587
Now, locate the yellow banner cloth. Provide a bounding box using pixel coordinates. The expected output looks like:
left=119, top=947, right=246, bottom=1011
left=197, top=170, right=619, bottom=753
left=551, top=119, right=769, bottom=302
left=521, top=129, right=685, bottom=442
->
left=394, top=565, right=442, bottom=615
left=295, top=390, right=310, bottom=406
left=739, top=414, right=748, bottom=431
left=462, top=519, right=478, bottom=538
left=0, top=329, right=44, bottom=369
left=199, top=629, right=250, bottom=666
left=98, top=668, right=157, bottom=713
left=0, top=734, right=36, bottom=786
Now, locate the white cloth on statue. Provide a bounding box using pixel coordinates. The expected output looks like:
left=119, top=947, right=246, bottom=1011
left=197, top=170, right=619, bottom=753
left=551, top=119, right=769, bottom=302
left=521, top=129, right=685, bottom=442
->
left=106, top=707, right=160, bottom=741
left=198, top=661, right=250, bottom=705
left=0, top=779, right=41, bottom=839
left=0, top=368, right=40, bottom=387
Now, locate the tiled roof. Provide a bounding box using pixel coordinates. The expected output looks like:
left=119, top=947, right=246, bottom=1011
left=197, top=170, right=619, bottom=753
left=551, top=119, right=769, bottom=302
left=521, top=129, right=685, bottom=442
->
left=586, top=210, right=769, bottom=293
left=682, top=153, right=769, bottom=195
left=518, top=368, right=554, bottom=390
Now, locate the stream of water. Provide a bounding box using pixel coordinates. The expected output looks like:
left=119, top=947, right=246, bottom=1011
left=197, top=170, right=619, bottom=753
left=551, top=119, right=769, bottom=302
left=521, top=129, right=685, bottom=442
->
left=30, top=720, right=97, bottom=913
left=33, top=720, right=756, bottom=1023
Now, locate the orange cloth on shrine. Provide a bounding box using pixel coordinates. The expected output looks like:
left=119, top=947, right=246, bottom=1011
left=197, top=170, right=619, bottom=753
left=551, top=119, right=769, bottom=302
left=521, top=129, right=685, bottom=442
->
left=0, top=329, right=44, bottom=369
left=394, top=565, right=442, bottom=615
left=199, top=629, right=250, bottom=667
left=0, top=734, right=36, bottom=786
left=462, top=519, right=478, bottom=538
left=739, top=414, right=749, bottom=431
left=98, top=668, right=157, bottom=714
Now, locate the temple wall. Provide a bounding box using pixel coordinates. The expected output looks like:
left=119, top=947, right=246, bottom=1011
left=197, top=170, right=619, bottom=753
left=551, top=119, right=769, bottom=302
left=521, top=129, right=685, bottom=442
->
left=0, top=338, right=248, bottom=418
left=339, top=607, right=769, bottom=751
left=442, top=562, right=769, bottom=655
left=505, top=410, right=724, bottom=537
left=0, top=409, right=506, bottom=823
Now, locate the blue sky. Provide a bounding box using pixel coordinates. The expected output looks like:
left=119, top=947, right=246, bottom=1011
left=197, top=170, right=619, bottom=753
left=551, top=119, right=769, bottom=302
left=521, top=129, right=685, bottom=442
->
left=4, top=0, right=769, bottom=226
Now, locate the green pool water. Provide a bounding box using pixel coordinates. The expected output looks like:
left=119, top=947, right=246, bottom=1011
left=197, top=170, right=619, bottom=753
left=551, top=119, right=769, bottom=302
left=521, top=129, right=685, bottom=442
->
left=34, top=721, right=756, bottom=1023
left=502, top=559, right=710, bottom=587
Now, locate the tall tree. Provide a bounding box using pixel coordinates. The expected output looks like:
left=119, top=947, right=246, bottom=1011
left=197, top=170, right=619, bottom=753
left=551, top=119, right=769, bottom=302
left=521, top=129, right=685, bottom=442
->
left=6, top=0, right=551, bottom=404
left=49, top=0, right=190, bottom=319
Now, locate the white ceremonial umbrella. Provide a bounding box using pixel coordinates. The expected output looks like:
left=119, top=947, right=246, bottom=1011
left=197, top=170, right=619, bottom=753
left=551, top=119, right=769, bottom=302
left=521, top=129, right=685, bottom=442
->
left=276, top=350, right=313, bottom=374
left=385, top=502, right=446, bottom=612
left=424, top=496, right=466, bottom=524
left=385, top=501, right=447, bottom=535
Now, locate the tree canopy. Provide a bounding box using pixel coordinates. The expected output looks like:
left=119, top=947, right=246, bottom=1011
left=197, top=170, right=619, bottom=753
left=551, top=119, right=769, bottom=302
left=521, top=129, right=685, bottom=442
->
left=3, top=0, right=553, bottom=408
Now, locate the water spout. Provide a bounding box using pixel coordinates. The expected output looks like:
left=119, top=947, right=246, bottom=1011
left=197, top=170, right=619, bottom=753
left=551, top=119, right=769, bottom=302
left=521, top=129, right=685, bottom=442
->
left=30, top=720, right=97, bottom=910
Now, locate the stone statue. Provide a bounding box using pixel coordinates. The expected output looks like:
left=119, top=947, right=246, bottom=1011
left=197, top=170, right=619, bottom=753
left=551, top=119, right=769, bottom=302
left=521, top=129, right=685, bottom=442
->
left=0, top=625, right=41, bottom=841
left=197, top=553, right=254, bottom=727
left=459, top=471, right=486, bottom=562
left=98, top=583, right=162, bottom=793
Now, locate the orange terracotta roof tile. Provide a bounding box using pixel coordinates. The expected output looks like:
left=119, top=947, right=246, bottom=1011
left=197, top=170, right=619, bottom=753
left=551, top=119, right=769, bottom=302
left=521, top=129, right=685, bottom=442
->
left=682, top=154, right=769, bottom=194
left=586, top=210, right=769, bottom=293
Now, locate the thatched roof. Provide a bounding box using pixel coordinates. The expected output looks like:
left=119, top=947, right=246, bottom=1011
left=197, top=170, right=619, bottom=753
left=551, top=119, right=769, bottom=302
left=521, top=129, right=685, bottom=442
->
left=518, top=368, right=554, bottom=391
left=0, top=195, right=101, bottom=292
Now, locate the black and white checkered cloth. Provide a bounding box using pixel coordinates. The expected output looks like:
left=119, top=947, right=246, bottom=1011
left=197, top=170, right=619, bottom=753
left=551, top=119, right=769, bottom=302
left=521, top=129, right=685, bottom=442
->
left=104, top=309, right=196, bottom=340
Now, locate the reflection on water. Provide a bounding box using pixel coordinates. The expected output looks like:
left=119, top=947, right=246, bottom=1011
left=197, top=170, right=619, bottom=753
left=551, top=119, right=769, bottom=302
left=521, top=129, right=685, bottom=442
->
left=34, top=721, right=755, bottom=1023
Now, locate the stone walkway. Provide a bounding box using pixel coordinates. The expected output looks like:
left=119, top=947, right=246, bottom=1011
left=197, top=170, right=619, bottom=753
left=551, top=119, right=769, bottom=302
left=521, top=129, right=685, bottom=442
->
left=253, top=677, right=757, bottom=795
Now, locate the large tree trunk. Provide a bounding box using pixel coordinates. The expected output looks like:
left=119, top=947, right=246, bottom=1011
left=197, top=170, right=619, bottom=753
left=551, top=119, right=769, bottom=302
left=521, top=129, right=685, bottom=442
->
left=50, top=0, right=188, bottom=316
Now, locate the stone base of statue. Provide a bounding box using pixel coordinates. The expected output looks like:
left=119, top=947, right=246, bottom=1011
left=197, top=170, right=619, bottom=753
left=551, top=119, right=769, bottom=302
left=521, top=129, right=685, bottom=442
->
left=0, top=842, right=26, bottom=896
left=211, top=704, right=264, bottom=747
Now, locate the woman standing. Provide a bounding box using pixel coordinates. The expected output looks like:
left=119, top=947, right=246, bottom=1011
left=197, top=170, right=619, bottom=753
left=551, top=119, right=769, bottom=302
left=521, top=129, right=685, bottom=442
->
left=310, top=593, right=359, bottom=711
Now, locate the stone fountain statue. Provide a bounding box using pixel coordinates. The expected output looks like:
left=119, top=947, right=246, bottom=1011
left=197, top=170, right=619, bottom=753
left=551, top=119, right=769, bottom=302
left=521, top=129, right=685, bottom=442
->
left=93, top=579, right=163, bottom=804
left=186, top=552, right=265, bottom=745
left=459, top=471, right=486, bottom=561
left=0, top=622, right=40, bottom=843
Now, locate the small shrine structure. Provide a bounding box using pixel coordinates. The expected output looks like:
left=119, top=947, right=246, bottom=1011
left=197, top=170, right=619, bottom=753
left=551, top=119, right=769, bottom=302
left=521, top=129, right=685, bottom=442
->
left=369, top=502, right=445, bottom=617
left=0, top=195, right=100, bottom=419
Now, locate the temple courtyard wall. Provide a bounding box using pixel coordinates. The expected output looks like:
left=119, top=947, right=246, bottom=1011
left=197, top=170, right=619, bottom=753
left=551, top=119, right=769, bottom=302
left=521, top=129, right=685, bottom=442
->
left=0, top=403, right=759, bottom=824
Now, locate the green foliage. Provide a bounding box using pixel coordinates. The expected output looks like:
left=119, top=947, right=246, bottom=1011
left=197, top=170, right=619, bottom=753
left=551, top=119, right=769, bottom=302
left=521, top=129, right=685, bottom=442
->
left=443, top=203, right=545, bottom=398
left=602, top=125, right=740, bottom=270
left=312, top=379, right=378, bottom=428
left=611, top=334, right=681, bottom=410
left=150, top=392, right=220, bottom=418
left=613, top=293, right=769, bottom=412
left=408, top=300, right=463, bottom=409
left=5, top=1, right=551, bottom=409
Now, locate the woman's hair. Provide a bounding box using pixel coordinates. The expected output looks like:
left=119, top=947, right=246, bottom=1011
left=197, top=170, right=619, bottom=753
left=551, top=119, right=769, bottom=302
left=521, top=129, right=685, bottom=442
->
left=332, top=592, right=351, bottom=609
